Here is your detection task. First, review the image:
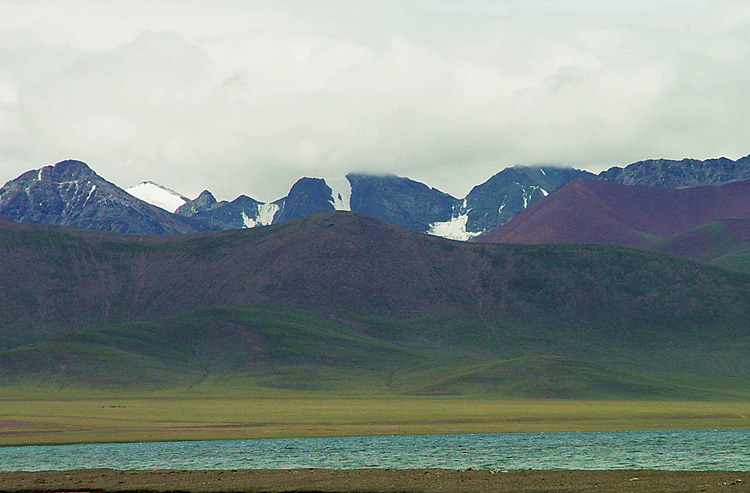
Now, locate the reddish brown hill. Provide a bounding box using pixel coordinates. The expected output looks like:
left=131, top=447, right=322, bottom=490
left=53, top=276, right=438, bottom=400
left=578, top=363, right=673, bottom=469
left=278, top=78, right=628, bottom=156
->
left=3, top=210, right=750, bottom=346
left=650, top=218, right=750, bottom=263
left=480, top=179, right=750, bottom=247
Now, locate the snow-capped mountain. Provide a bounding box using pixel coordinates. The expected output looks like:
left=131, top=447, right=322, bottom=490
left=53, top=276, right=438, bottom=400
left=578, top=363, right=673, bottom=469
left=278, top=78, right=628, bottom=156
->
left=0, top=160, right=206, bottom=235
left=455, top=165, right=596, bottom=237
left=176, top=176, right=353, bottom=229
left=125, top=181, right=188, bottom=213
left=175, top=190, right=275, bottom=230
left=0, top=160, right=592, bottom=239
left=175, top=167, right=591, bottom=239
left=177, top=173, right=459, bottom=234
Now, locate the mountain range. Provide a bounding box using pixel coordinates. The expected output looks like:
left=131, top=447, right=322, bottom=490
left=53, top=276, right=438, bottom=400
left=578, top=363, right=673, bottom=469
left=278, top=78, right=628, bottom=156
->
left=1, top=154, right=749, bottom=240
left=0, top=160, right=594, bottom=238
left=2, top=212, right=749, bottom=398
left=169, top=166, right=595, bottom=240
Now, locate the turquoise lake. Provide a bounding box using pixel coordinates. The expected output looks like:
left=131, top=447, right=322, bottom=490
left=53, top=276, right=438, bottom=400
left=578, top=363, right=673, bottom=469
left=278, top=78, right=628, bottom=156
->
left=1, top=429, right=748, bottom=471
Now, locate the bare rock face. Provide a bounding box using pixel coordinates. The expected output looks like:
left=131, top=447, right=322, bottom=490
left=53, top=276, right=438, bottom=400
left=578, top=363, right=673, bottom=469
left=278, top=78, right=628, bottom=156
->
left=274, top=178, right=336, bottom=223
left=0, top=160, right=206, bottom=235
left=176, top=189, right=219, bottom=216
left=599, top=154, right=750, bottom=187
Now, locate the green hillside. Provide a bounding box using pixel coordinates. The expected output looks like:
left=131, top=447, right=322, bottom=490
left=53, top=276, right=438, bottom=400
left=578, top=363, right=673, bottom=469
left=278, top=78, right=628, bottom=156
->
left=1, top=212, right=750, bottom=399
left=649, top=218, right=750, bottom=274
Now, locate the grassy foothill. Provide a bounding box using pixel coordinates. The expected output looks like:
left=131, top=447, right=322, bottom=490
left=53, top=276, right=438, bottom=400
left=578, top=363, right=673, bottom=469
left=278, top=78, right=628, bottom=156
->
left=2, top=389, right=750, bottom=446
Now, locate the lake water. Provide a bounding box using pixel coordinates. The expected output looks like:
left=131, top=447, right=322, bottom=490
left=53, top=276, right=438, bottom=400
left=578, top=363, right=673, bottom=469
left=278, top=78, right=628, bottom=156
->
left=1, top=429, right=749, bottom=471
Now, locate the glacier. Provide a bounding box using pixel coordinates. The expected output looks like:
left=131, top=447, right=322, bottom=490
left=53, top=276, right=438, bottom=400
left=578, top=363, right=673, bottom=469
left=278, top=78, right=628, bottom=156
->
left=427, top=213, right=480, bottom=241
left=126, top=182, right=187, bottom=213
left=324, top=176, right=352, bottom=211
left=256, top=203, right=280, bottom=226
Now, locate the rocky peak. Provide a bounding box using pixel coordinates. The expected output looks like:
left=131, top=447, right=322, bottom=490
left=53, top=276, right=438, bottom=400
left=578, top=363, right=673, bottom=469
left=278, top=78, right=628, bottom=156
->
left=273, top=178, right=334, bottom=223
left=0, top=160, right=206, bottom=235
left=598, top=155, right=750, bottom=187
left=194, top=190, right=218, bottom=207
left=39, top=160, right=98, bottom=183
left=176, top=190, right=218, bottom=216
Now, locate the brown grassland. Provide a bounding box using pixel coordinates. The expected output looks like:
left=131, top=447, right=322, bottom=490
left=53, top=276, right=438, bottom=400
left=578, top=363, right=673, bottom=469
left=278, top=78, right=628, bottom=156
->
left=2, top=387, right=750, bottom=446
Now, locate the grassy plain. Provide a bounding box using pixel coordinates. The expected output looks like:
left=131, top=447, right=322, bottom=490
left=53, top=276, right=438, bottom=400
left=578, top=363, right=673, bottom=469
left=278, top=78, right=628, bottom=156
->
left=2, top=388, right=750, bottom=446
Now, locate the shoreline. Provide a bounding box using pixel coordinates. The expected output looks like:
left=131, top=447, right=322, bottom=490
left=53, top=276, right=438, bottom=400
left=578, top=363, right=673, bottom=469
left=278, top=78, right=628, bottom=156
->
left=3, top=424, right=750, bottom=449
left=0, top=469, right=748, bottom=492
left=3, top=396, right=750, bottom=447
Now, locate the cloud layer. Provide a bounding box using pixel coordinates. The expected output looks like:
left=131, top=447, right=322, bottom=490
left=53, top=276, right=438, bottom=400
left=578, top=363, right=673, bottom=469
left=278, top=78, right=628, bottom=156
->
left=0, top=0, right=748, bottom=201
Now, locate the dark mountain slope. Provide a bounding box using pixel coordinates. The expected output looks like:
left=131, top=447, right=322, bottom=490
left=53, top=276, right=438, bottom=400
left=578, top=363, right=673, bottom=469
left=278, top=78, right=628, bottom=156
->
left=0, top=160, right=206, bottom=235
left=274, top=177, right=336, bottom=223
left=462, top=166, right=595, bottom=234
left=347, top=173, right=458, bottom=232
left=481, top=178, right=750, bottom=247
left=1, top=212, right=750, bottom=396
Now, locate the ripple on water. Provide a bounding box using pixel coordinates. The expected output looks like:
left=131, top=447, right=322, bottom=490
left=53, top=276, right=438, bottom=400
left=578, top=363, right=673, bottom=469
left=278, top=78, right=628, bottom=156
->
left=1, top=429, right=749, bottom=472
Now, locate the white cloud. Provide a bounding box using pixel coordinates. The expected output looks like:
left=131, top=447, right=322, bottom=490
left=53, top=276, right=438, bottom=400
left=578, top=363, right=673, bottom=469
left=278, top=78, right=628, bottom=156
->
left=0, top=0, right=748, bottom=202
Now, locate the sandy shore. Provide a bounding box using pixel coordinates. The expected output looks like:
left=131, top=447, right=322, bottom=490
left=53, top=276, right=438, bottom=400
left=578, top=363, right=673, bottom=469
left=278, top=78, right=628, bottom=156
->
left=0, top=469, right=748, bottom=492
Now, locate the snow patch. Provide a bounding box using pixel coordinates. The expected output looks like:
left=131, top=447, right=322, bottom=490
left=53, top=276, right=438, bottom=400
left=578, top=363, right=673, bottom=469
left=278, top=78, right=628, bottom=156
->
left=83, top=184, right=97, bottom=205
left=242, top=211, right=257, bottom=228
left=427, top=213, right=480, bottom=241
left=522, top=189, right=531, bottom=209
left=256, top=203, right=279, bottom=226
left=126, top=181, right=187, bottom=212
left=521, top=186, right=547, bottom=209
left=324, top=176, right=351, bottom=211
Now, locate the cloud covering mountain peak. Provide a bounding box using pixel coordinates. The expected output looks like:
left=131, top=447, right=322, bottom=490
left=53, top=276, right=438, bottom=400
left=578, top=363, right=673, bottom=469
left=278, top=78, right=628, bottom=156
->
left=0, top=0, right=748, bottom=203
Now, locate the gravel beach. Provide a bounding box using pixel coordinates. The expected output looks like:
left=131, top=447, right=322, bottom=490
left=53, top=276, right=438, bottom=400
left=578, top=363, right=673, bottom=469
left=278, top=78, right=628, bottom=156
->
left=0, top=468, right=748, bottom=492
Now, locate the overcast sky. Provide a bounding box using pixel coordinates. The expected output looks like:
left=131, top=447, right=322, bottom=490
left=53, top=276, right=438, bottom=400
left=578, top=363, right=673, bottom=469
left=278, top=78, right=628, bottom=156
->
left=0, top=0, right=748, bottom=202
